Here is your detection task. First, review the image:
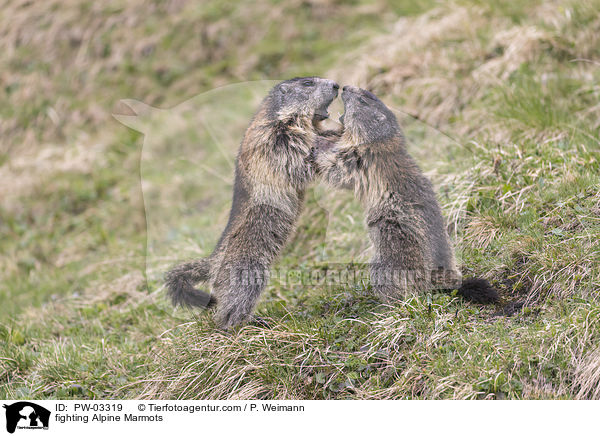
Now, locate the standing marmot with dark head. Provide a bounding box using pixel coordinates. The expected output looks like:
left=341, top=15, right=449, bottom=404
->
left=314, top=85, right=499, bottom=303
left=166, top=77, right=339, bottom=329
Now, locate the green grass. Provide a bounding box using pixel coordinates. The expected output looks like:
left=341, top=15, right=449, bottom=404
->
left=1, top=0, right=600, bottom=400
left=139, top=290, right=600, bottom=399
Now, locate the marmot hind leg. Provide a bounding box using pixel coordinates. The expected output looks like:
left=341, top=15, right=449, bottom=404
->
left=214, top=259, right=270, bottom=329
left=369, top=218, right=431, bottom=301
left=211, top=204, right=295, bottom=329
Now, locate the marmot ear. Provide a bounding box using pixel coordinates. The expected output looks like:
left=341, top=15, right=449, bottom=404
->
left=279, top=83, right=291, bottom=95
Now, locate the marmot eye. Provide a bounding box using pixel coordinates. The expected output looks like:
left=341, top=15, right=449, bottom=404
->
left=302, top=80, right=315, bottom=86
left=358, top=97, right=370, bottom=105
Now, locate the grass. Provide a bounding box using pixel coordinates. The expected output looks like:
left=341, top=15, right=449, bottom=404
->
left=1, top=0, right=599, bottom=399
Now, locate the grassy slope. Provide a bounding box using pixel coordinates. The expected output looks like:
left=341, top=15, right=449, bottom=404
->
left=1, top=0, right=599, bottom=399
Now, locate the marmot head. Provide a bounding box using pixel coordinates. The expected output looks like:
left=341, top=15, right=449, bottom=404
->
left=267, top=77, right=339, bottom=122
left=340, top=86, right=399, bottom=144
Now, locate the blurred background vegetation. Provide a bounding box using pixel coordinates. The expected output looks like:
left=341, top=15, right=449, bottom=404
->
left=1, top=0, right=599, bottom=399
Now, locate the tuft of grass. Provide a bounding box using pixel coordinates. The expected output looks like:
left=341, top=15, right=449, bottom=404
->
left=142, top=289, right=600, bottom=400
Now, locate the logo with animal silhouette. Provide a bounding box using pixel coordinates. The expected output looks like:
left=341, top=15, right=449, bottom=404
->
left=2, top=402, right=50, bottom=433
